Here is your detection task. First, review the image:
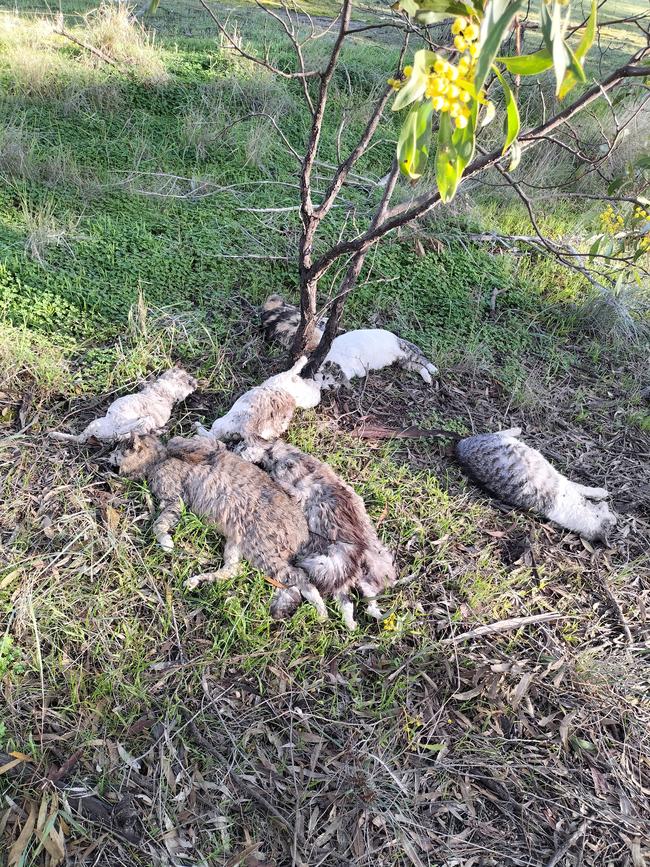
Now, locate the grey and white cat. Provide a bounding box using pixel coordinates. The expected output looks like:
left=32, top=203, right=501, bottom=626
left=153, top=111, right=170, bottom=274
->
left=239, top=438, right=396, bottom=629
left=260, top=294, right=437, bottom=388
left=194, top=356, right=321, bottom=443
left=455, top=427, right=617, bottom=542
left=49, top=367, right=197, bottom=444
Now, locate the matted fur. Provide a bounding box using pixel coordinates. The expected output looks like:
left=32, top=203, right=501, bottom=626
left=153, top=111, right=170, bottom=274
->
left=455, top=428, right=617, bottom=542
left=109, top=434, right=328, bottom=618
left=195, top=356, right=321, bottom=443
left=49, top=368, right=197, bottom=444
left=240, top=439, right=397, bottom=629
left=260, top=294, right=438, bottom=388
left=260, top=294, right=326, bottom=353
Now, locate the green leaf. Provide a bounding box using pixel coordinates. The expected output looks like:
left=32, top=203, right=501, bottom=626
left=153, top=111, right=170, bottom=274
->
left=403, top=0, right=478, bottom=15
left=588, top=236, right=602, bottom=262
left=397, top=99, right=434, bottom=179
left=493, top=65, right=520, bottom=154
left=452, top=109, right=476, bottom=174
left=508, top=139, right=522, bottom=172
left=496, top=47, right=553, bottom=75
left=558, top=0, right=597, bottom=99
left=479, top=99, right=496, bottom=127
left=474, top=0, right=524, bottom=95
left=435, top=112, right=460, bottom=203
left=636, top=156, right=650, bottom=170
left=391, top=49, right=436, bottom=112
left=148, top=0, right=160, bottom=11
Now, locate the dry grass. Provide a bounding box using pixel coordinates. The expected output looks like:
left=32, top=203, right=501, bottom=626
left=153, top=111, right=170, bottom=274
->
left=81, top=2, right=169, bottom=84
left=21, top=198, right=76, bottom=266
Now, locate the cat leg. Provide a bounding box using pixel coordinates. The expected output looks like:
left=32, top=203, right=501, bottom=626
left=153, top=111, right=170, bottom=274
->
left=335, top=591, right=358, bottom=631
left=357, top=577, right=385, bottom=621
left=185, top=540, right=242, bottom=590
left=152, top=498, right=183, bottom=552
left=115, top=415, right=158, bottom=440
left=574, top=484, right=610, bottom=500
left=193, top=421, right=212, bottom=438
left=398, top=359, right=434, bottom=384
left=281, top=567, right=328, bottom=621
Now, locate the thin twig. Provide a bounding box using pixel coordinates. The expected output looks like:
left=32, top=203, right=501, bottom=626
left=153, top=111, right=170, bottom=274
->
left=442, top=613, right=566, bottom=644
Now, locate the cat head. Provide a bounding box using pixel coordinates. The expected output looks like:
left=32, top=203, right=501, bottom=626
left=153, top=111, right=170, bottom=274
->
left=110, top=433, right=166, bottom=479
left=580, top=494, right=617, bottom=543
left=158, top=367, right=198, bottom=400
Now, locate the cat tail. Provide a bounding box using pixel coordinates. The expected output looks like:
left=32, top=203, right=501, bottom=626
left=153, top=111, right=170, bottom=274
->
left=49, top=431, right=84, bottom=443
left=298, top=541, right=356, bottom=595
left=166, top=435, right=225, bottom=463
left=396, top=338, right=438, bottom=384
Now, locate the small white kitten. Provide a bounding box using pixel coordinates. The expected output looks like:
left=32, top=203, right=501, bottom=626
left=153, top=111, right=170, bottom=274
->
left=195, top=356, right=321, bottom=443
left=49, top=367, right=197, bottom=444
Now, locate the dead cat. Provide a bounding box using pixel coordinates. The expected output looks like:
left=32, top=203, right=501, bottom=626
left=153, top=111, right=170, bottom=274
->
left=260, top=294, right=437, bottom=388
left=50, top=368, right=197, bottom=444
left=194, top=356, right=321, bottom=443
left=238, top=438, right=396, bottom=629
left=109, top=433, right=328, bottom=618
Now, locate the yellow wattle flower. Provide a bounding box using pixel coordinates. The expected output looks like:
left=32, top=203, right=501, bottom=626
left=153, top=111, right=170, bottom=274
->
left=454, top=35, right=467, bottom=52
left=451, top=16, right=468, bottom=35
left=464, top=23, right=479, bottom=42
left=455, top=115, right=469, bottom=129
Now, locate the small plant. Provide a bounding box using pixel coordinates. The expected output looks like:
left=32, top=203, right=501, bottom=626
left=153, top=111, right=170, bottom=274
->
left=21, top=198, right=75, bottom=266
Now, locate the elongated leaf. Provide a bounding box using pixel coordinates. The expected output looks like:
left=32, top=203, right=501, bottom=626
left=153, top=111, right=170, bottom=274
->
left=148, top=0, right=160, bottom=11
left=496, top=47, right=553, bottom=75
left=558, top=0, right=597, bottom=99
left=550, top=2, right=570, bottom=93
left=436, top=112, right=460, bottom=203
left=392, top=49, right=436, bottom=112
left=508, top=139, right=522, bottom=171
left=403, top=0, right=477, bottom=14
left=493, top=66, right=520, bottom=154
left=588, top=236, right=602, bottom=262
left=397, top=99, right=434, bottom=179
left=452, top=110, right=476, bottom=174
left=474, top=0, right=524, bottom=95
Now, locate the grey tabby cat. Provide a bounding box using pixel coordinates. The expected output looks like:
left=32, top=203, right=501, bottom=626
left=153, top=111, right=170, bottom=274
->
left=110, top=434, right=328, bottom=618
left=239, top=438, right=396, bottom=629
left=455, top=427, right=617, bottom=542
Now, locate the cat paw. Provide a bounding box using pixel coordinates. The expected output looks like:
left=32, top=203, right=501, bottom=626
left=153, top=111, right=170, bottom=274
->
left=156, top=534, right=174, bottom=553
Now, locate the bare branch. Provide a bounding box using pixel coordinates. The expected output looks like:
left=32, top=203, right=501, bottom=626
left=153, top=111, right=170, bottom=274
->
left=315, top=36, right=409, bottom=219
left=198, top=0, right=320, bottom=80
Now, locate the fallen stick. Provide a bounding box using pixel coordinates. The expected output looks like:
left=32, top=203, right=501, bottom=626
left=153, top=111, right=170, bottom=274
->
left=442, top=612, right=565, bottom=644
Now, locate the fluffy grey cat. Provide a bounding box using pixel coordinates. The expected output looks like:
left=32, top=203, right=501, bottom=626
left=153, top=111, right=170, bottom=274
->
left=110, top=434, right=327, bottom=618
left=50, top=368, right=197, bottom=444
left=454, top=427, right=617, bottom=542
left=239, top=439, right=397, bottom=629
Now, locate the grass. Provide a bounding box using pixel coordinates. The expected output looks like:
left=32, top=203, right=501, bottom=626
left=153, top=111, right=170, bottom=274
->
left=0, top=1, right=649, bottom=865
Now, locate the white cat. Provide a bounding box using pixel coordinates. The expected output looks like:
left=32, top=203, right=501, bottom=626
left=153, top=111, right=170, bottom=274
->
left=195, top=356, right=321, bottom=442
left=260, top=294, right=438, bottom=389
left=49, top=368, right=197, bottom=444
